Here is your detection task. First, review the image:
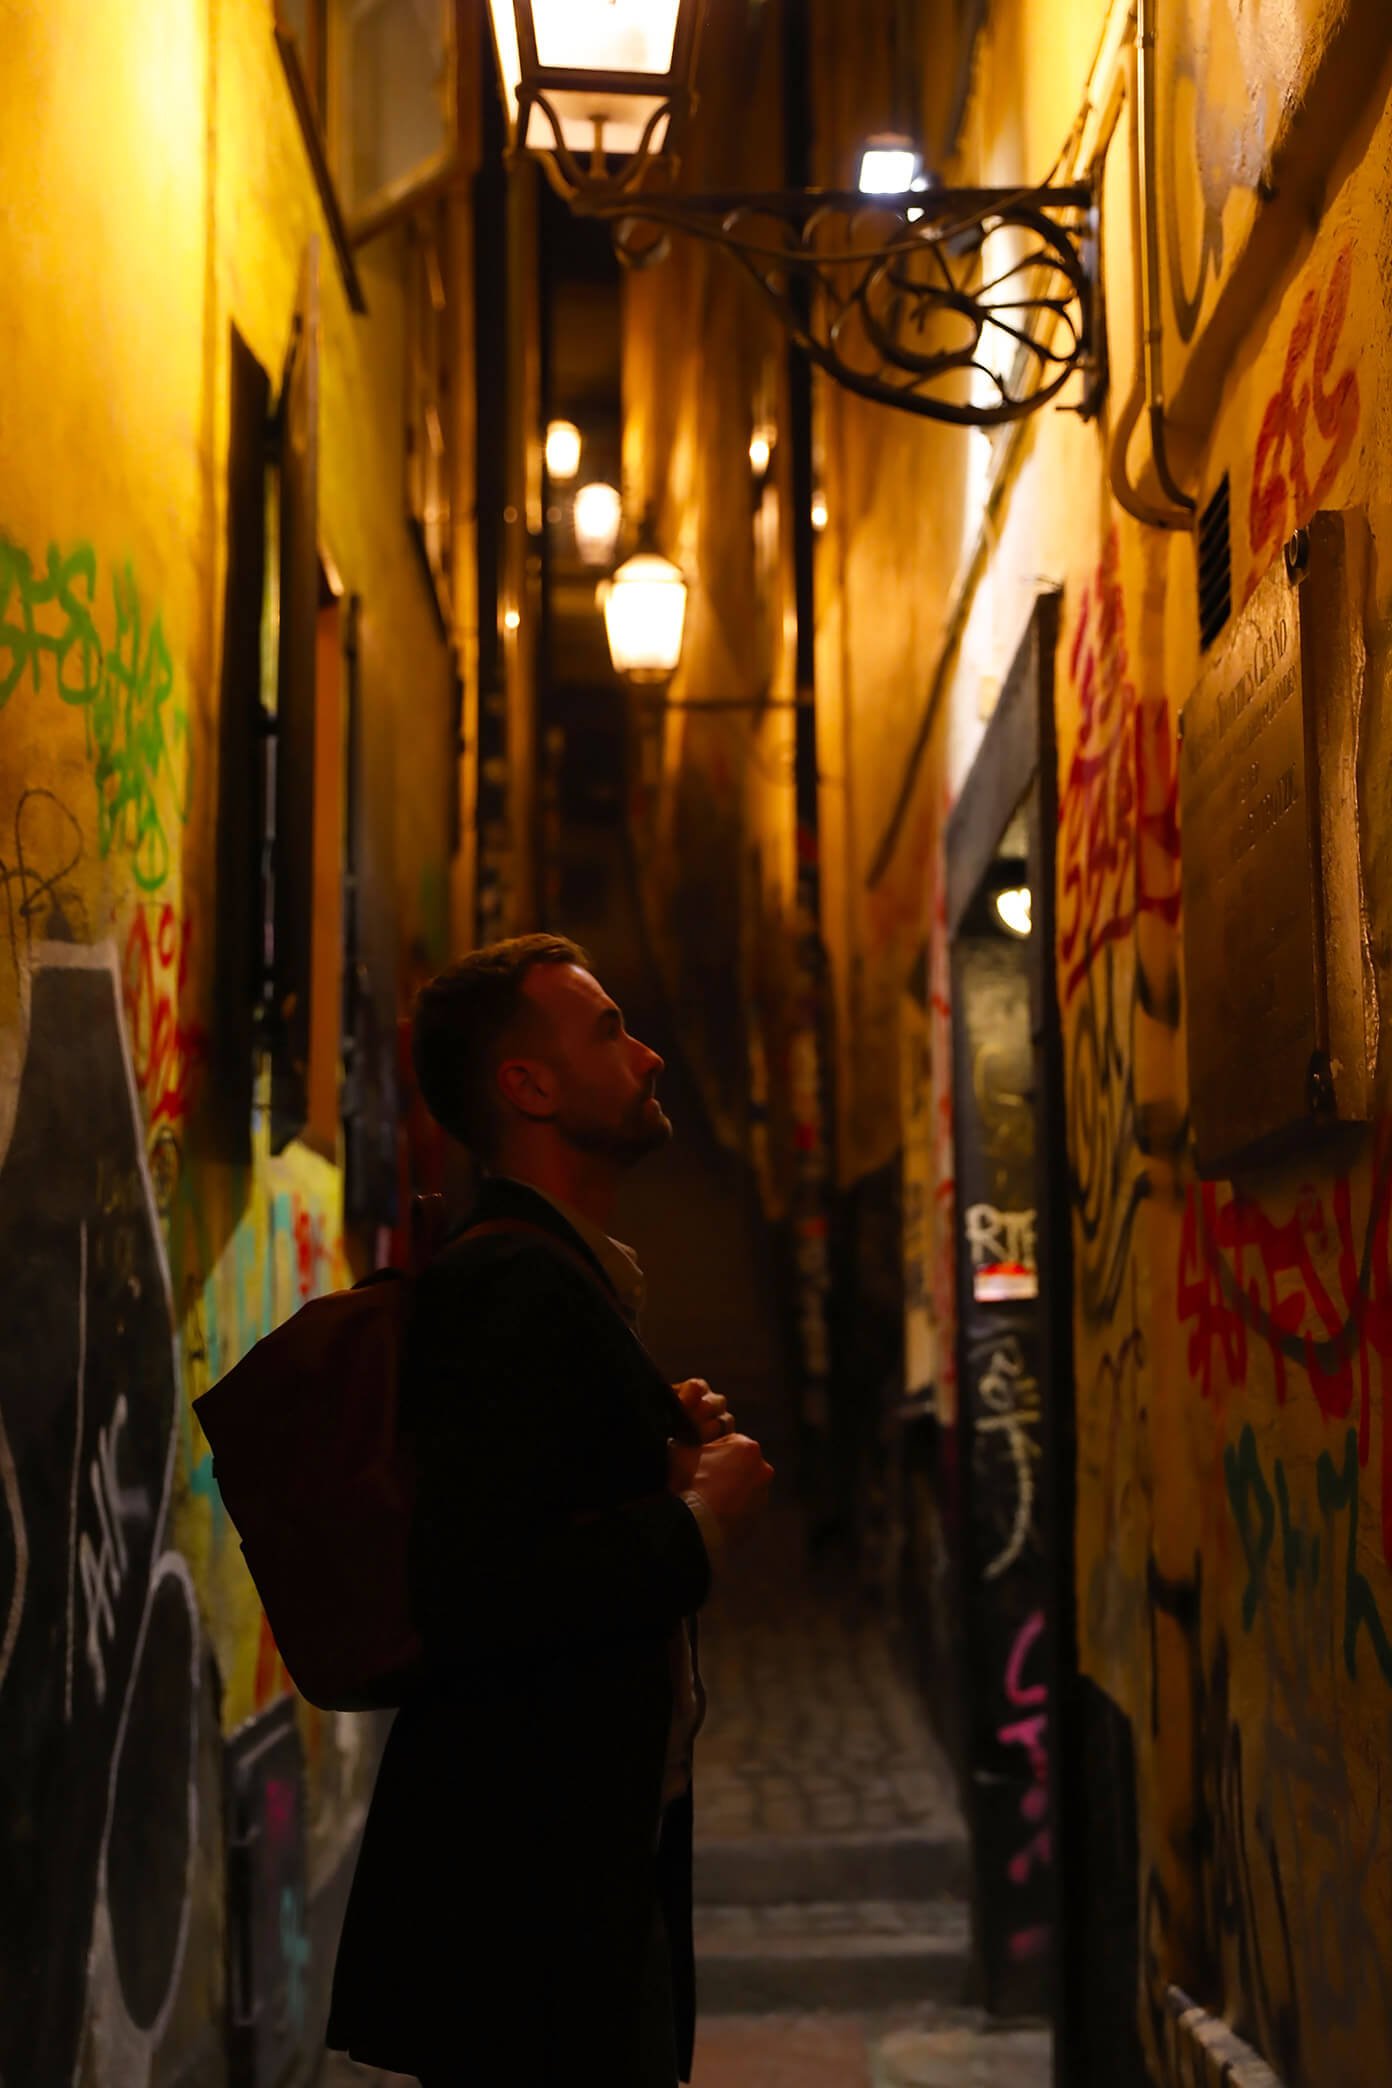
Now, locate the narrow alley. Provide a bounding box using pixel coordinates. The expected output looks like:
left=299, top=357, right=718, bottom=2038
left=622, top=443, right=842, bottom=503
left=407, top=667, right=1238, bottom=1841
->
left=6, top=2, right=1392, bottom=2086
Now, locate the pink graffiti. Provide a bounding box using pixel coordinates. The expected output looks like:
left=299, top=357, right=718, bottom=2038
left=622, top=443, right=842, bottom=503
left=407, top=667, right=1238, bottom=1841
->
left=1057, top=530, right=1181, bottom=1009
left=999, top=1608, right=1052, bottom=1897
left=264, top=1775, right=297, bottom=1850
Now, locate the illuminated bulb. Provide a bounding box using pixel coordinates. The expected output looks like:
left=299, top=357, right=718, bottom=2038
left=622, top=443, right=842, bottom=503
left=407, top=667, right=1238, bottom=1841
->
left=573, top=481, right=624, bottom=564
left=749, top=427, right=773, bottom=475
left=503, top=606, right=521, bottom=632
left=600, top=550, right=688, bottom=682
left=994, top=886, right=1032, bottom=938
left=545, top=419, right=582, bottom=481
left=858, top=132, right=921, bottom=195
left=810, top=492, right=828, bottom=532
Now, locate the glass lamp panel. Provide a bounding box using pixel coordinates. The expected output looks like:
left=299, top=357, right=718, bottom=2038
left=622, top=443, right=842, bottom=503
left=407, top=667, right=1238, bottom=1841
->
left=573, top=482, right=624, bottom=564
left=531, top=0, right=682, bottom=76
left=603, top=553, right=687, bottom=678
left=487, top=0, right=524, bottom=132
left=523, top=91, right=670, bottom=157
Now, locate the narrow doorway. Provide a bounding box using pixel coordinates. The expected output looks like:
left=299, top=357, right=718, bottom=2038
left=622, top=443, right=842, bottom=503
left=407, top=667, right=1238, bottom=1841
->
left=945, top=596, right=1068, bottom=2053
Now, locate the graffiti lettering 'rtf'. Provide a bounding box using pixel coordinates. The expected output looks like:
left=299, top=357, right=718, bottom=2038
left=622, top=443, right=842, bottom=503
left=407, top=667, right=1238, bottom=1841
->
left=0, top=538, right=190, bottom=890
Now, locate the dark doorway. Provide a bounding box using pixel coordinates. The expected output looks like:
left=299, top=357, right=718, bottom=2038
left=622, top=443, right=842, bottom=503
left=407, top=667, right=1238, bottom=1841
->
left=945, top=595, right=1143, bottom=2083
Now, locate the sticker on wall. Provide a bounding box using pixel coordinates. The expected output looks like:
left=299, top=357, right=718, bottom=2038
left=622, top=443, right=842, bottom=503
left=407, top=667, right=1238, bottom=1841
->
left=974, top=1259, right=1040, bottom=1303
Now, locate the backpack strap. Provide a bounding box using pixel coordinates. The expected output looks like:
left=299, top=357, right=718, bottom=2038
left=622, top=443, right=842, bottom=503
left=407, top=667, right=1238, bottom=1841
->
left=456, top=1215, right=621, bottom=1308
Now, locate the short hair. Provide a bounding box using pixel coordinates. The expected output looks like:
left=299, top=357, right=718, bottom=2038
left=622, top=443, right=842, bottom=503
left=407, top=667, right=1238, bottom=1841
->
left=410, top=933, right=589, bottom=1156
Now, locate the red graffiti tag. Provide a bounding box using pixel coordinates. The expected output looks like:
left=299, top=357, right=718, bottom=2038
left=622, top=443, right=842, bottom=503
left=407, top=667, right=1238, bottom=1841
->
left=1247, top=244, right=1360, bottom=590
left=1177, top=1119, right=1392, bottom=1561
left=1057, top=532, right=1181, bottom=1008
left=292, top=1196, right=332, bottom=1303
left=121, top=902, right=207, bottom=1129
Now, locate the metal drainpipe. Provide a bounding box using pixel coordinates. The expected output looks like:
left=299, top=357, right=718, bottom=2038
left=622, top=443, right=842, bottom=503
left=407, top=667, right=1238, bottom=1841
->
left=1109, top=0, right=1195, bottom=529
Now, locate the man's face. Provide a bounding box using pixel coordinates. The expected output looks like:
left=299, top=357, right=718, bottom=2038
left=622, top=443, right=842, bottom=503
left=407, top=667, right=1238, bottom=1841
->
left=515, top=963, right=671, bottom=1161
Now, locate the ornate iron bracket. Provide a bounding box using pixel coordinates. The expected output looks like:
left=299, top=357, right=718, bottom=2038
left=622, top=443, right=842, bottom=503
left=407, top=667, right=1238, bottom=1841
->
left=553, top=173, right=1101, bottom=427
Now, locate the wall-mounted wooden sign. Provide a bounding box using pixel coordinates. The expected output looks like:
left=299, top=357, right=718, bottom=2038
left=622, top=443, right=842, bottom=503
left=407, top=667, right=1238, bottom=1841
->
left=1179, top=509, right=1372, bottom=1176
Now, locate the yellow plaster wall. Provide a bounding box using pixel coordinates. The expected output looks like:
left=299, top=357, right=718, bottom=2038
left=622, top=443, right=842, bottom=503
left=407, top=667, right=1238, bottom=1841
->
left=772, top=0, right=1392, bottom=2074
left=0, top=3, right=457, bottom=2076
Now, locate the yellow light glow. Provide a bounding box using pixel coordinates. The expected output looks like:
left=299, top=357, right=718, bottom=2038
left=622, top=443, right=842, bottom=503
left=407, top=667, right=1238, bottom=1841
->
left=545, top=419, right=582, bottom=481
left=858, top=133, right=921, bottom=195
left=749, top=427, right=773, bottom=474
left=503, top=606, right=521, bottom=631
left=486, top=0, right=524, bottom=126
left=811, top=492, right=828, bottom=532
left=601, top=550, right=688, bottom=682
left=994, top=886, right=1032, bottom=938
left=531, top=0, right=680, bottom=75
left=573, top=481, right=624, bottom=564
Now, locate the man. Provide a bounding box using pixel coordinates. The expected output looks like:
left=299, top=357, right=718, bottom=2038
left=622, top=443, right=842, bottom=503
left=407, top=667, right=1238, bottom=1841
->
left=327, top=934, right=774, bottom=2086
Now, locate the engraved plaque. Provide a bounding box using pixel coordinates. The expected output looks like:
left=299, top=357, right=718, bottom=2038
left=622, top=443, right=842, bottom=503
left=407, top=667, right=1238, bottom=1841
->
left=1180, top=511, right=1370, bottom=1175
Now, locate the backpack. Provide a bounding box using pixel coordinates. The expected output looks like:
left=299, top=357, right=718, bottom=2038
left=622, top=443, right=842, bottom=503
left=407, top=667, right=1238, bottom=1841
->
left=192, top=1201, right=600, bottom=1712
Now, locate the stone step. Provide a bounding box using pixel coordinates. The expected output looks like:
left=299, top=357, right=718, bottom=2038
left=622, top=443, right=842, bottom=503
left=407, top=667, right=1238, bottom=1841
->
left=693, top=1897, right=971, bottom=2015
left=694, top=1829, right=970, bottom=1906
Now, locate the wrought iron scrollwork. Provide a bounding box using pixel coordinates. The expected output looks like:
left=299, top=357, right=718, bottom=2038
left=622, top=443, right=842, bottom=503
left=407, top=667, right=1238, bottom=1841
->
left=581, top=183, right=1102, bottom=427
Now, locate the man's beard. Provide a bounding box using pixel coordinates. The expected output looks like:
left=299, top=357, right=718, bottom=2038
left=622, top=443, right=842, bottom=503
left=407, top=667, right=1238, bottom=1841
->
left=561, top=1090, right=672, bottom=1163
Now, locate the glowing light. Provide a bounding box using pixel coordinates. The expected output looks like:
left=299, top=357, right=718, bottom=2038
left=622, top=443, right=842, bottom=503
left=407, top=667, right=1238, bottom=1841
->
left=486, top=0, right=683, bottom=158
left=994, top=886, right=1032, bottom=938
left=749, top=426, right=774, bottom=475
left=572, top=481, right=624, bottom=564
left=503, top=606, right=521, bottom=631
left=857, top=133, right=921, bottom=195
left=600, top=550, right=688, bottom=682
left=545, top=419, right=582, bottom=481
left=810, top=491, right=828, bottom=532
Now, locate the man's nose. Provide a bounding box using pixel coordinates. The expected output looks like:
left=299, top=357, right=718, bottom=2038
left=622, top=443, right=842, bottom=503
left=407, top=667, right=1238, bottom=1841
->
left=637, top=1039, right=664, bottom=1077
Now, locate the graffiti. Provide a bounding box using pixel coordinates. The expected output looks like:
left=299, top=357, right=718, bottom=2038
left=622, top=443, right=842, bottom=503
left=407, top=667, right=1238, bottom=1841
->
left=0, top=945, right=198, bottom=2086
left=122, top=903, right=208, bottom=1130
left=0, top=537, right=189, bottom=890
left=1178, top=1119, right=1392, bottom=1559
left=0, top=787, right=90, bottom=982
left=972, top=1335, right=1043, bottom=1581
left=998, top=1607, right=1051, bottom=1964
left=1058, top=530, right=1182, bottom=1011
left=963, top=1203, right=1037, bottom=1271
left=1247, top=246, right=1360, bottom=589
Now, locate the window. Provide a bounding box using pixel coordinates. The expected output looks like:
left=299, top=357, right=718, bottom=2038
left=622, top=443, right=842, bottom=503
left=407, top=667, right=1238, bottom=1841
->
left=275, top=0, right=457, bottom=252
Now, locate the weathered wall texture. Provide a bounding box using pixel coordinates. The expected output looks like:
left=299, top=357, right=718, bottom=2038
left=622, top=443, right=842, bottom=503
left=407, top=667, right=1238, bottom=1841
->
left=642, top=0, right=1392, bottom=2076
left=0, top=4, right=458, bottom=2080
left=860, top=0, right=1392, bottom=2079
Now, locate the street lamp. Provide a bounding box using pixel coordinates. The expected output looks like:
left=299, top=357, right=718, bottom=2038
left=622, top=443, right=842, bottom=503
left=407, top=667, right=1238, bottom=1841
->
left=545, top=418, right=582, bottom=480
left=573, top=480, right=624, bottom=564
left=600, top=541, right=689, bottom=684
left=486, top=0, right=704, bottom=187
left=484, top=0, right=1101, bottom=427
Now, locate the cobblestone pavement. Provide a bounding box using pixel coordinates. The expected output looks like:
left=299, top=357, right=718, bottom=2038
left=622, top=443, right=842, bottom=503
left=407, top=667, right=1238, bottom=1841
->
left=694, top=1504, right=962, bottom=1846
left=321, top=2010, right=1051, bottom=2087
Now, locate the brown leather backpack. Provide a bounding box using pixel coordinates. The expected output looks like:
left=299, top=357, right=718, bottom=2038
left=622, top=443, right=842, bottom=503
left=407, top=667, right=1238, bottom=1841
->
left=192, top=1201, right=599, bottom=1710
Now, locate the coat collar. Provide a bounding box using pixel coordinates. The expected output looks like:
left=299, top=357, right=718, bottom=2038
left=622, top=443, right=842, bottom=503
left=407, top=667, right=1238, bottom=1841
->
left=458, top=1175, right=623, bottom=1305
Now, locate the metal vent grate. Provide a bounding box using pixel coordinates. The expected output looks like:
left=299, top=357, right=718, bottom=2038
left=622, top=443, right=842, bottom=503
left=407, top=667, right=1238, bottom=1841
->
left=1197, top=474, right=1232, bottom=652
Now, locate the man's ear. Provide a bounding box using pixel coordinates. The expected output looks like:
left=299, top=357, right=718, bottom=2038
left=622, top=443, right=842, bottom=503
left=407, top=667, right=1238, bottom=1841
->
left=495, top=1054, right=556, bottom=1123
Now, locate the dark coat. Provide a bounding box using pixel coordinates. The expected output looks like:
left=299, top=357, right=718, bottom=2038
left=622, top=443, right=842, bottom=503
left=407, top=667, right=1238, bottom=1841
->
left=327, top=1179, right=710, bottom=2084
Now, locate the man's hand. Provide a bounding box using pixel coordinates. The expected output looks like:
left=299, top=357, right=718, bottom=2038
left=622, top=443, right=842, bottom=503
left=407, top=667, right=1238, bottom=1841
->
left=674, top=1377, right=734, bottom=1443
left=682, top=1433, right=774, bottom=1540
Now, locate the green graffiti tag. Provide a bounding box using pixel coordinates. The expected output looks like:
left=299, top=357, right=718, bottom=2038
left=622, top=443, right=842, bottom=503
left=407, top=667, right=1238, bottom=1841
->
left=0, top=536, right=189, bottom=889
left=1317, top=1428, right=1392, bottom=1686
left=1226, top=1421, right=1389, bottom=1683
